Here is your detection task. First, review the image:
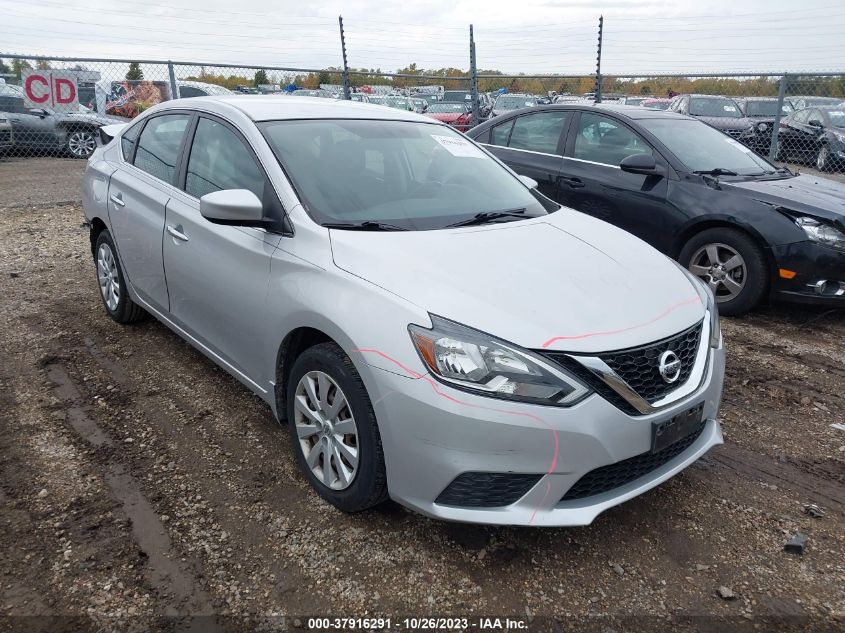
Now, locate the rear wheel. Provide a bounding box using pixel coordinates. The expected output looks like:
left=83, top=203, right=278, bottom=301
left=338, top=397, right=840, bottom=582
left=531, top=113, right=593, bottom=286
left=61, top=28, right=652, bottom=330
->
left=680, top=227, right=769, bottom=316
left=286, top=342, right=388, bottom=512
left=94, top=230, right=148, bottom=324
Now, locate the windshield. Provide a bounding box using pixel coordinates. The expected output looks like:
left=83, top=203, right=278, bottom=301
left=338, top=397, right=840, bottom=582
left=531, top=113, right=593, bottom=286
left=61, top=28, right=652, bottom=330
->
left=495, top=95, right=537, bottom=110
left=642, top=100, right=670, bottom=110
left=822, top=108, right=845, bottom=127
left=689, top=97, right=742, bottom=118
left=745, top=100, right=792, bottom=117
left=427, top=103, right=467, bottom=113
left=640, top=119, right=777, bottom=176
left=442, top=91, right=472, bottom=102
left=260, top=119, right=551, bottom=230
left=385, top=97, right=413, bottom=110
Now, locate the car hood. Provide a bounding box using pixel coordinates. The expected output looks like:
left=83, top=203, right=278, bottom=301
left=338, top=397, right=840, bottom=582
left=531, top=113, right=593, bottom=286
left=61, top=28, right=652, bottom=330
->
left=329, top=211, right=705, bottom=353
left=723, top=174, right=845, bottom=230
left=696, top=116, right=753, bottom=131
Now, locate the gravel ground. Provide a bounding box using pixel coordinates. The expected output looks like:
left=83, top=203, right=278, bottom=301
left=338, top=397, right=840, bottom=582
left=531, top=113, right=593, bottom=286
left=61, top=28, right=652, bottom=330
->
left=0, top=158, right=844, bottom=633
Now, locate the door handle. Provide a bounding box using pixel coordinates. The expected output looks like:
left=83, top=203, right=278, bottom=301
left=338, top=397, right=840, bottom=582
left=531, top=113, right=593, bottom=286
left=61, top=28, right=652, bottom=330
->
left=109, top=194, right=125, bottom=207
left=560, top=176, right=585, bottom=189
left=166, top=224, right=189, bottom=242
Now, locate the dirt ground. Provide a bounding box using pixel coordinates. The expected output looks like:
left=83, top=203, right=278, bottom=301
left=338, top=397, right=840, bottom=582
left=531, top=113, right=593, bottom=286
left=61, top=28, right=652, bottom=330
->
left=0, top=158, right=843, bottom=633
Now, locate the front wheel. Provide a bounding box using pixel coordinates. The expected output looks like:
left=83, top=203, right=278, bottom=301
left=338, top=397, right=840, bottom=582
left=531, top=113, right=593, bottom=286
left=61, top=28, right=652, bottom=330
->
left=679, top=227, right=769, bottom=316
left=67, top=129, right=97, bottom=159
left=816, top=144, right=831, bottom=172
left=286, top=342, right=388, bottom=512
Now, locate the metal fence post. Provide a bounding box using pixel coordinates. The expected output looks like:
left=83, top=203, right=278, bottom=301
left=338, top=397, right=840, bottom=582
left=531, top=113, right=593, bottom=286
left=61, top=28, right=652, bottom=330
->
left=594, top=15, right=603, bottom=104
left=167, top=61, right=180, bottom=99
left=338, top=15, right=351, bottom=100
left=768, top=73, right=788, bottom=162
left=469, top=24, right=480, bottom=124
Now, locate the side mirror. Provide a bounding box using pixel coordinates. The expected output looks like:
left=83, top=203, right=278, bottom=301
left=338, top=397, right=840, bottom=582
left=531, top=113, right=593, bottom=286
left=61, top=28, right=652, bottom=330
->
left=29, top=108, right=48, bottom=118
left=200, top=189, right=264, bottom=225
left=808, top=119, right=823, bottom=128
left=517, top=174, right=539, bottom=189
left=620, top=153, right=665, bottom=176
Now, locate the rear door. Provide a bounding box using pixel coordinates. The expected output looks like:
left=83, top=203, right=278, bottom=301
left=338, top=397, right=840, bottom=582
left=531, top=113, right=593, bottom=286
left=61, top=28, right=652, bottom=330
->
left=481, top=109, right=572, bottom=200
left=162, top=114, right=285, bottom=389
left=557, top=111, right=674, bottom=250
left=107, top=112, right=192, bottom=311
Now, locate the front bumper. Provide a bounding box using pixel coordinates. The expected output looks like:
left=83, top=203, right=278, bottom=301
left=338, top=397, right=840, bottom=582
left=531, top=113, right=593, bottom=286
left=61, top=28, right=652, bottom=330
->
left=361, top=342, right=725, bottom=526
left=770, top=240, right=845, bottom=305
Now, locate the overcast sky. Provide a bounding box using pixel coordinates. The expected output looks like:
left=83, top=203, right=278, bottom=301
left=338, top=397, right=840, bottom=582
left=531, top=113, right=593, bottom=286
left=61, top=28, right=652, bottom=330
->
left=3, top=0, right=844, bottom=75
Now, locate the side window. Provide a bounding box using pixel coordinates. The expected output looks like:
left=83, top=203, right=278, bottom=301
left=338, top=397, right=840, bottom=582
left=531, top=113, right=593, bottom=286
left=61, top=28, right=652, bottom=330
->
left=793, top=109, right=809, bottom=123
left=120, top=120, right=143, bottom=161
left=133, top=114, right=190, bottom=185
left=0, top=96, right=28, bottom=114
left=490, top=120, right=513, bottom=146
left=185, top=117, right=267, bottom=200
left=178, top=86, right=204, bottom=98
left=507, top=111, right=569, bottom=154
left=573, top=113, right=653, bottom=167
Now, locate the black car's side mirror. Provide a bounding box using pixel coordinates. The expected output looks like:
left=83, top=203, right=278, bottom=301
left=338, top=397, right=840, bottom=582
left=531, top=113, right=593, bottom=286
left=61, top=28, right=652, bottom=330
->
left=620, top=153, right=665, bottom=176
left=29, top=108, right=48, bottom=118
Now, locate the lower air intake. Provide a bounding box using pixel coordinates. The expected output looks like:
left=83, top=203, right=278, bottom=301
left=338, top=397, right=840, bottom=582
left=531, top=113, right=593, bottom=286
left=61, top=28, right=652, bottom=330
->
left=435, top=472, right=542, bottom=508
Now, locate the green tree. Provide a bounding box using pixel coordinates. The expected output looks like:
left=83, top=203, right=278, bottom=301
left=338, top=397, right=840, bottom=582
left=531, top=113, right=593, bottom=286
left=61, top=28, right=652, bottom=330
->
left=254, top=69, right=268, bottom=87
left=126, top=62, right=143, bottom=81
left=0, top=59, right=9, bottom=75
left=12, top=58, right=32, bottom=81
left=36, top=59, right=51, bottom=70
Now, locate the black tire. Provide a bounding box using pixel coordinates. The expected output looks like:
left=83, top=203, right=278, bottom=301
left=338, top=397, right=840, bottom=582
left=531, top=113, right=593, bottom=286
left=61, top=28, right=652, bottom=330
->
left=815, top=144, right=831, bottom=172
left=679, top=227, right=769, bottom=317
left=93, top=230, right=148, bottom=324
left=286, top=342, right=388, bottom=512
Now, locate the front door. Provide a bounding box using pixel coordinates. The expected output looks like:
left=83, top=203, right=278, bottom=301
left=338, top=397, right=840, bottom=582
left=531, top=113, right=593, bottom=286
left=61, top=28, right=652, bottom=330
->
left=162, top=115, right=284, bottom=388
left=557, top=111, right=673, bottom=251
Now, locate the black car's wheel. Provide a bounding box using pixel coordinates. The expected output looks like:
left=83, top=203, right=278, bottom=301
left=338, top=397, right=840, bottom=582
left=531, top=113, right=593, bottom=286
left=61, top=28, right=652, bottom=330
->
left=93, top=230, right=148, bottom=324
left=680, top=227, right=768, bottom=316
left=816, top=144, right=831, bottom=172
left=286, top=342, right=388, bottom=512
left=67, top=128, right=97, bottom=159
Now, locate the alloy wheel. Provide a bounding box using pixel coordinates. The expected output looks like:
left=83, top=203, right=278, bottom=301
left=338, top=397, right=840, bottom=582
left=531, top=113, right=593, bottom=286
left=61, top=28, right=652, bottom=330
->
left=96, top=243, right=120, bottom=311
left=688, top=243, right=747, bottom=303
left=68, top=130, right=96, bottom=158
left=816, top=145, right=829, bottom=171
left=293, top=370, right=359, bottom=490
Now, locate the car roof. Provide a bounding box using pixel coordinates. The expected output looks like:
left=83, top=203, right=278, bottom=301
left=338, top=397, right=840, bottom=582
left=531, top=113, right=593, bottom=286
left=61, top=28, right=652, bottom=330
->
left=167, top=95, right=433, bottom=123
left=548, top=103, right=690, bottom=120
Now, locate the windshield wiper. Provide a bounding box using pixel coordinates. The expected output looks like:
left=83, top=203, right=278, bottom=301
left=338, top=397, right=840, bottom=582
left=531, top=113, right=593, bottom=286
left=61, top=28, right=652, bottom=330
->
left=322, top=221, right=408, bottom=231
left=445, top=209, right=528, bottom=228
left=693, top=168, right=739, bottom=176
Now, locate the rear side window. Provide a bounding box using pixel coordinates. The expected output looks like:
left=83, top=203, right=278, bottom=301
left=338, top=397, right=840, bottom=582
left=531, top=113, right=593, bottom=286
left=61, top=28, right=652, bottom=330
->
left=178, top=86, right=205, bottom=98
left=185, top=117, right=266, bottom=200
left=133, top=114, right=190, bottom=185
left=120, top=120, right=143, bottom=161
left=508, top=111, right=569, bottom=154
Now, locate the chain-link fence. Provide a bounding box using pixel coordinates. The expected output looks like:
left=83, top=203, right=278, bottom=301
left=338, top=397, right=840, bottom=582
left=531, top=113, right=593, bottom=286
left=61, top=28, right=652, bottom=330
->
left=1, top=53, right=844, bottom=172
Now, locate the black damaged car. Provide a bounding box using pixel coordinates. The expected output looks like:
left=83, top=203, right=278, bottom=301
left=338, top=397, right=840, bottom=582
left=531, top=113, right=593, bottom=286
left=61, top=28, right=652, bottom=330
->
left=467, top=104, right=845, bottom=315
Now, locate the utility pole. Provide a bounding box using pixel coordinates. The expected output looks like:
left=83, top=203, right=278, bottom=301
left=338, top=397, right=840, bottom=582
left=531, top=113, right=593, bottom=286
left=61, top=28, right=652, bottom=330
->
left=338, top=15, right=351, bottom=100
left=469, top=24, right=480, bottom=124
left=594, top=15, right=603, bottom=104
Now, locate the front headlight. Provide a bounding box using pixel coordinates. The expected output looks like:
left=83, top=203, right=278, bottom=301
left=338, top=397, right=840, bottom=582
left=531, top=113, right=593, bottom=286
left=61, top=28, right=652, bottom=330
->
left=795, top=217, right=845, bottom=250
left=409, top=316, right=591, bottom=406
left=757, top=122, right=769, bottom=132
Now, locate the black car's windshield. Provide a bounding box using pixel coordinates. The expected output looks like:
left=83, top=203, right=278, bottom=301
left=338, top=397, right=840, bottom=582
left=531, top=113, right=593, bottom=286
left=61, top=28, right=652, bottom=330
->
left=689, top=97, right=742, bottom=118
left=495, top=95, right=537, bottom=110
left=821, top=107, right=845, bottom=128
left=260, top=119, right=551, bottom=230
left=640, top=119, right=778, bottom=176
left=745, top=101, right=793, bottom=117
